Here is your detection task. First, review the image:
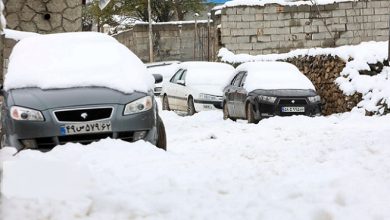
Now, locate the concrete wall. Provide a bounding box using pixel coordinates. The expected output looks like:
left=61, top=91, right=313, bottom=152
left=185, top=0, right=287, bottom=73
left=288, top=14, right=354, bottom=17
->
left=219, top=0, right=390, bottom=55
left=114, top=21, right=214, bottom=62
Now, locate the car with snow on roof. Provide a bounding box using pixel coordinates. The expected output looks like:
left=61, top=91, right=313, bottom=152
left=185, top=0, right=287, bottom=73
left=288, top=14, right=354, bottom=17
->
left=222, top=61, right=322, bottom=123
left=0, top=32, right=167, bottom=151
left=160, top=61, right=235, bottom=115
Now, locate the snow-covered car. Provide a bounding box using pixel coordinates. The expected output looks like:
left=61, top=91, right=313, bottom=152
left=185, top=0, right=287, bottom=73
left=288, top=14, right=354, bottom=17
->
left=0, top=32, right=167, bottom=151
left=160, top=61, right=235, bottom=115
left=146, top=61, right=181, bottom=96
left=223, top=61, right=322, bottom=123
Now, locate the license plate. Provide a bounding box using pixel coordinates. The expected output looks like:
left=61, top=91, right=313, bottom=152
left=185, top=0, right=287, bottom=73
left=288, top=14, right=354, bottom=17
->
left=281, top=106, right=305, bottom=113
left=60, top=121, right=112, bottom=135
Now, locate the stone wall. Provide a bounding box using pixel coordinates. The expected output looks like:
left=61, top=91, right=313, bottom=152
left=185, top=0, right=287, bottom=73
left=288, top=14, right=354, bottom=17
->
left=114, top=21, right=214, bottom=62
left=219, top=0, right=390, bottom=55
left=2, top=0, right=82, bottom=82
left=4, top=0, right=82, bottom=33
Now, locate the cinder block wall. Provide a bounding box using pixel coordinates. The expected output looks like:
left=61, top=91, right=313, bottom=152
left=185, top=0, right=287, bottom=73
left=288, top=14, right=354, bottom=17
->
left=114, top=21, right=214, bottom=62
left=220, top=0, right=390, bottom=55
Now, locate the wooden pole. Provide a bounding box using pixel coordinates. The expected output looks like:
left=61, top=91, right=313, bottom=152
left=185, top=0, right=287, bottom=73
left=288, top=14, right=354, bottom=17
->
left=148, top=0, right=153, bottom=62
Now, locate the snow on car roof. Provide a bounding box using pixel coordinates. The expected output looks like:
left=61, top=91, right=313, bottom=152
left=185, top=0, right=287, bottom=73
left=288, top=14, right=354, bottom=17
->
left=181, top=61, right=235, bottom=87
left=236, top=61, right=315, bottom=91
left=4, top=32, right=154, bottom=93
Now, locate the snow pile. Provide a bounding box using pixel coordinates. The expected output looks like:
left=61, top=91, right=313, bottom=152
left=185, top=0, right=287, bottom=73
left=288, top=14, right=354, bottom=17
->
left=237, top=61, right=315, bottom=91
left=213, top=0, right=356, bottom=10
left=4, top=29, right=40, bottom=41
left=218, top=41, right=390, bottom=114
left=182, top=61, right=235, bottom=87
left=4, top=32, right=155, bottom=94
left=1, top=111, right=390, bottom=219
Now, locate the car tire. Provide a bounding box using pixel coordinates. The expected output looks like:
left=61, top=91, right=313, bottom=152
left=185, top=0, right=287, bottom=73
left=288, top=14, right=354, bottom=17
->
left=187, top=97, right=196, bottom=116
left=246, top=102, right=258, bottom=124
left=0, top=133, right=7, bottom=149
left=162, top=95, right=170, bottom=111
left=156, top=116, right=167, bottom=150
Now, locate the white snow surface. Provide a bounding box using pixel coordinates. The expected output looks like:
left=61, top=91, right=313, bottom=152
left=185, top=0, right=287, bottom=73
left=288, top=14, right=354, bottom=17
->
left=4, top=32, right=154, bottom=93
left=213, top=0, right=356, bottom=10
left=218, top=41, right=390, bottom=114
left=182, top=61, right=235, bottom=87
left=237, top=61, right=315, bottom=91
left=1, top=110, right=390, bottom=220
left=4, top=29, right=39, bottom=41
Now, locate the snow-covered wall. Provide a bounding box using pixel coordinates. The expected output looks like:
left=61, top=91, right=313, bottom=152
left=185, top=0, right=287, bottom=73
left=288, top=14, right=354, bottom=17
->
left=218, top=0, right=390, bottom=55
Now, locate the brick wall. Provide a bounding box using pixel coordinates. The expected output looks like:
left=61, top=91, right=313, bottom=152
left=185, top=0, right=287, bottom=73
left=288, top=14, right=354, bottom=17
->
left=219, top=0, right=390, bottom=55
left=114, top=21, right=214, bottom=62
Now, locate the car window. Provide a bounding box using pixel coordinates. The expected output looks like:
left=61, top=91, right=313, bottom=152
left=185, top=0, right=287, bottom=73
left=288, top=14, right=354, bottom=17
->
left=233, top=72, right=245, bottom=87
left=230, top=73, right=240, bottom=86
left=179, top=70, right=187, bottom=81
left=239, top=73, right=248, bottom=87
left=170, top=69, right=183, bottom=83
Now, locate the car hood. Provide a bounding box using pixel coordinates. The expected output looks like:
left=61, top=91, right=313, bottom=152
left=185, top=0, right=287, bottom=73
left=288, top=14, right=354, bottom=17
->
left=8, top=87, right=148, bottom=111
left=192, top=85, right=224, bottom=96
left=249, top=89, right=317, bottom=97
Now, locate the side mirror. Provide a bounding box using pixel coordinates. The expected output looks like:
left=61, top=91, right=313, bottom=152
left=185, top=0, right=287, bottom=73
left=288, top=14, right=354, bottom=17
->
left=152, top=74, right=163, bottom=84
left=177, top=80, right=185, bottom=86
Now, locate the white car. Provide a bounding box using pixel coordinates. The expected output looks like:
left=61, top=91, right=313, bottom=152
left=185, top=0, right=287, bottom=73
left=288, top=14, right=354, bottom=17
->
left=146, top=61, right=181, bottom=95
left=160, top=62, right=235, bottom=115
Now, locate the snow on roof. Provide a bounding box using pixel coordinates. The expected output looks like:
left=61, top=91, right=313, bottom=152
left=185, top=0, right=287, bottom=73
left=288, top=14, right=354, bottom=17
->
left=218, top=40, right=390, bottom=114
left=4, top=29, right=40, bottom=41
left=237, top=61, right=315, bottom=91
left=181, top=61, right=235, bottom=87
left=4, top=32, right=154, bottom=93
left=213, top=0, right=356, bottom=10
left=135, top=20, right=212, bottom=26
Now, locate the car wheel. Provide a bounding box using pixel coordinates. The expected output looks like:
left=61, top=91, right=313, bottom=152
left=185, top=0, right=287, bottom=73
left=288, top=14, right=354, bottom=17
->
left=162, top=95, right=170, bottom=111
left=246, top=102, right=257, bottom=124
left=156, top=116, right=167, bottom=150
left=187, top=97, right=196, bottom=116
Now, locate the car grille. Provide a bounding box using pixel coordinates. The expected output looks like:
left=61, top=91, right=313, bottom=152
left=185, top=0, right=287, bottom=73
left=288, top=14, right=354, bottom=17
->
left=278, top=98, right=307, bottom=105
left=54, top=107, right=113, bottom=122
left=31, top=131, right=136, bottom=150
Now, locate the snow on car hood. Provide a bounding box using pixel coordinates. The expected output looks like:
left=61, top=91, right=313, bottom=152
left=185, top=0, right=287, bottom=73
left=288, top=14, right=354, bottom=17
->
left=237, top=61, right=315, bottom=92
left=4, top=32, right=154, bottom=93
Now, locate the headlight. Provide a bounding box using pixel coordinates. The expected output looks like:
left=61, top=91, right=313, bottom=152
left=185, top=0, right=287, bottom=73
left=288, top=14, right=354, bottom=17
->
left=308, top=95, right=321, bottom=103
left=124, top=96, right=153, bottom=115
left=199, top=93, right=221, bottom=101
left=10, top=106, right=44, bottom=121
left=258, top=95, right=277, bottom=103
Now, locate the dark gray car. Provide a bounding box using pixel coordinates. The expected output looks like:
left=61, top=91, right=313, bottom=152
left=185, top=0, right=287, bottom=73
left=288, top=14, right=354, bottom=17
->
left=0, top=32, right=167, bottom=152
left=0, top=85, right=166, bottom=152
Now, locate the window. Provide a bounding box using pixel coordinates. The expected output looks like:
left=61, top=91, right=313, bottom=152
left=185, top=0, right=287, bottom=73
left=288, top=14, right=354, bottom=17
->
left=170, top=69, right=184, bottom=83
left=232, top=72, right=246, bottom=87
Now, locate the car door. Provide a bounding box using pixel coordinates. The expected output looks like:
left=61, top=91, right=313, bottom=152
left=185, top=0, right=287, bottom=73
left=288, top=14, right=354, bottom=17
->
left=165, top=69, right=184, bottom=110
left=234, top=73, right=248, bottom=118
left=175, top=70, right=189, bottom=111
left=227, top=72, right=245, bottom=117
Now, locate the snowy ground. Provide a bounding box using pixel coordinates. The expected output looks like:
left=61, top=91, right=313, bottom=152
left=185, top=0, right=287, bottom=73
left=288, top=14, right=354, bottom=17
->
left=1, top=109, right=390, bottom=220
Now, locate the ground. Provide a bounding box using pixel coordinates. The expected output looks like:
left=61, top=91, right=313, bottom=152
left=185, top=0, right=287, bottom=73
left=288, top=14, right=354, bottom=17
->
left=1, top=108, right=389, bottom=220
